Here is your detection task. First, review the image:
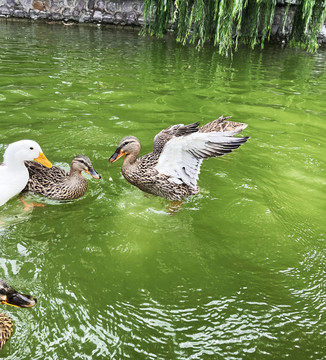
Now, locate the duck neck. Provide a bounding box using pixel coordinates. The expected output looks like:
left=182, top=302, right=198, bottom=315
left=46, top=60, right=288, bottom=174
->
left=69, top=169, right=86, bottom=181
left=3, top=153, right=27, bottom=173
left=122, top=152, right=139, bottom=168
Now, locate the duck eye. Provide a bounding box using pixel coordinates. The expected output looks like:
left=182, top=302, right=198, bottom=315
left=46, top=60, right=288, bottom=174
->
left=30, top=147, right=34, bottom=150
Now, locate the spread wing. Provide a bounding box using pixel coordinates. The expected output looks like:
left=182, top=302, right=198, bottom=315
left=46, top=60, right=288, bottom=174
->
left=153, top=123, right=199, bottom=154
left=154, top=131, right=249, bottom=188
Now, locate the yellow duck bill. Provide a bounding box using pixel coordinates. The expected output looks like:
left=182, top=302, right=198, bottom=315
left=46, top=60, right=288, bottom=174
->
left=34, top=152, right=52, bottom=168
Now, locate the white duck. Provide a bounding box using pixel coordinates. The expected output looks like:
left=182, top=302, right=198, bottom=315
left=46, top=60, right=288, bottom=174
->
left=0, top=140, right=52, bottom=206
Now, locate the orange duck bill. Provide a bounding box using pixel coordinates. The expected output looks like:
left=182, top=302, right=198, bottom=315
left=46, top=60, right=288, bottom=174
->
left=109, top=148, right=125, bottom=163
left=85, top=167, right=101, bottom=179
left=34, top=152, right=52, bottom=168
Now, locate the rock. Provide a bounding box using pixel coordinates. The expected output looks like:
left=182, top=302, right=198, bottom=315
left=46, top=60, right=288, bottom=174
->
left=93, top=10, right=102, bottom=21
left=14, top=9, right=25, bottom=17
left=87, top=0, right=95, bottom=10
left=6, top=0, right=15, bottom=8
left=0, top=4, right=11, bottom=15
left=32, top=0, right=44, bottom=11
left=102, top=13, right=113, bottom=23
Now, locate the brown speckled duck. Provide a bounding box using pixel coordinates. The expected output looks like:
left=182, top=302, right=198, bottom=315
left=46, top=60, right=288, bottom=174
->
left=109, top=115, right=249, bottom=201
left=0, top=278, right=37, bottom=350
left=24, top=155, right=101, bottom=200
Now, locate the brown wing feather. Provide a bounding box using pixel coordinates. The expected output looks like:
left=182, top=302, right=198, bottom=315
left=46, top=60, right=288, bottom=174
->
left=24, top=161, right=69, bottom=192
left=153, top=122, right=199, bottom=154
left=199, top=115, right=247, bottom=134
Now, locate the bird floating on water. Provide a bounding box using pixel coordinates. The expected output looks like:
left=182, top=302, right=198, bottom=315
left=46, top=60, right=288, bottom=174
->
left=0, top=278, right=37, bottom=350
left=24, top=155, right=101, bottom=200
left=109, top=116, right=249, bottom=201
left=0, top=140, right=52, bottom=207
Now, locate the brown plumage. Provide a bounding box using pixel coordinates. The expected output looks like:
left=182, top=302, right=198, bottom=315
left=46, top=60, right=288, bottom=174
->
left=0, top=313, right=13, bottom=350
left=109, top=115, right=249, bottom=201
left=24, top=155, right=101, bottom=200
left=0, top=278, right=37, bottom=350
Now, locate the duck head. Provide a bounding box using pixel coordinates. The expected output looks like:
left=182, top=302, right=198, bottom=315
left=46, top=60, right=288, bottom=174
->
left=71, top=155, right=101, bottom=179
left=0, top=278, right=37, bottom=308
left=109, top=136, right=141, bottom=163
left=4, top=140, right=52, bottom=168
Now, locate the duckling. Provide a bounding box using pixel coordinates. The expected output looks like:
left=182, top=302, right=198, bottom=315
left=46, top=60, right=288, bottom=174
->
left=24, top=155, right=101, bottom=200
left=0, top=278, right=37, bottom=350
left=0, top=140, right=52, bottom=206
left=109, top=116, right=249, bottom=201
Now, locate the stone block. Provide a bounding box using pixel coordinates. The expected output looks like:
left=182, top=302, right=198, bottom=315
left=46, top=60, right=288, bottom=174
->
left=0, top=4, right=11, bottom=15
left=63, top=7, right=72, bottom=17
left=29, top=9, right=40, bottom=19
left=50, top=4, right=60, bottom=13
left=319, top=24, right=326, bottom=41
left=87, top=0, right=94, bottom=10
left=72, top=9, right=79, bottom=17
left=106, top=2, right=115, bottom=13
left=126, top=11, right=136, bottom=24
left=114, top=10, right=125, bottom=24
left=76, top=0, right=85, bottom=11
left=7, top=0, right=15, bottom=8
left=96, top=0, right=104, bottom=11
left=33, top=0, right=45, bottom=11
left=93, top=10, right=102, bottom=21
left=37, top=10, right=48, bottom=18
left=80, top=12, right=91, bottom=22
left=14, top=9, right=24, bottom=16
left=102, top=13, right=113, bottom=23
left=51, top=12, right=64, bottom=20
left=132, top=2, right=139, bottom=11
left=44, top=0, right=50, bottom=11
left=271, top=24, right=279, bottom=35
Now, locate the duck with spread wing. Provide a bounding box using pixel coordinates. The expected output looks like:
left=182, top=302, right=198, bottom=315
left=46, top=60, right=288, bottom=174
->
left=109, top=116, right=249, bottom=201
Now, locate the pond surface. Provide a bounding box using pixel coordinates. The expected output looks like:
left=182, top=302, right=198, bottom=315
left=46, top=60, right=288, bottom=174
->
left=0, top=20, right=325, bottom=360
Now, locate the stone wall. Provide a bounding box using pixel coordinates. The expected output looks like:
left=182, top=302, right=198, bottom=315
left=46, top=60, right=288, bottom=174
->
left=0, top=0, right=325, bottom=43
left=0, top=0, right=145, bottom=25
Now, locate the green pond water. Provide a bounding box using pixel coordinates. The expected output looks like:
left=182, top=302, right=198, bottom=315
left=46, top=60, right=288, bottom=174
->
left=0, top=20, right=325, bottom=360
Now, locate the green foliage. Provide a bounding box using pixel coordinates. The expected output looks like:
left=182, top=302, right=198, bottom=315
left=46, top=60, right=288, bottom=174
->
left=141, top=0, right=326, bottom=55
left=290, top=0, right=326, bottom=51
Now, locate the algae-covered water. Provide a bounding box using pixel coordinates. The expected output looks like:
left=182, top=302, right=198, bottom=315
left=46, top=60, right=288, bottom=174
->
left=0, top=20, right=325, bottom=359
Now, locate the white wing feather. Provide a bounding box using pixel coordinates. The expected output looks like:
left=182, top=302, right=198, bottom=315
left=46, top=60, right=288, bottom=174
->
left=155, top=131, right=248, bottom=188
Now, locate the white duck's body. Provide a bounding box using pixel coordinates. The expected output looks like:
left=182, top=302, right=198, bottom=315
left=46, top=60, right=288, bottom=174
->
left=0, top=161, right=30, bottom=206
left=0, top=140, right=52, bottom=206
